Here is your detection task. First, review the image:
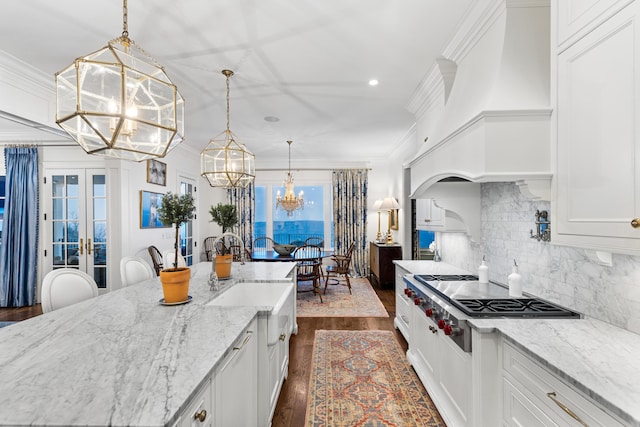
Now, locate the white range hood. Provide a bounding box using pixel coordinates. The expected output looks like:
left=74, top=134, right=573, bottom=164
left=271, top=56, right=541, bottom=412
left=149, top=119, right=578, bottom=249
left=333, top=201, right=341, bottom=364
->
left=408, top=0, right=552, bottom=201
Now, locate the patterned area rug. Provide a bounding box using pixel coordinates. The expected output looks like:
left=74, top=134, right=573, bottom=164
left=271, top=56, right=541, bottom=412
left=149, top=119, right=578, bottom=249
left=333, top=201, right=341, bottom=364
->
left=305, top=330, right=445, bottom=427
left=297, top=277, right=388, bottom=317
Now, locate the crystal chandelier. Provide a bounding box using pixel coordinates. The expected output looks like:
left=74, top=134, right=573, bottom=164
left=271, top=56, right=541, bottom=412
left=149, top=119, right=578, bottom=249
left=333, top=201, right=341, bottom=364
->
left=201, top=70, right=255, bottom=188
left=55, top=0, right=184, bottom=161
left=276, top=140, right=304, bottom=216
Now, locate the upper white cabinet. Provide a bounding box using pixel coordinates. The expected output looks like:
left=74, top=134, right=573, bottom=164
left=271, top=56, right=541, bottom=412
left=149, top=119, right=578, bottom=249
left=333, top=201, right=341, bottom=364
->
left=554, top=0, right=640, bottom=255
left=557, top=0, right=634, bottom=51
left=413, top=182, right=481, bottom=242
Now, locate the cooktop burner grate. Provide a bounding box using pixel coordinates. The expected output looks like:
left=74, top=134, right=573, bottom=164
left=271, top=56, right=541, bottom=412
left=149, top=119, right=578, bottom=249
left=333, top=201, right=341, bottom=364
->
left=415, top=274, right=479, bottom=282
left=452, top=298, right=580, bottom=318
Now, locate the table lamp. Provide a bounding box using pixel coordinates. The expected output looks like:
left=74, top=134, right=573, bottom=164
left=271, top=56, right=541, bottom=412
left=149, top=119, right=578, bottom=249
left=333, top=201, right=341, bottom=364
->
left=379, top=197, right=400, bottom=244
left=373, top=199, right=383, bottom=241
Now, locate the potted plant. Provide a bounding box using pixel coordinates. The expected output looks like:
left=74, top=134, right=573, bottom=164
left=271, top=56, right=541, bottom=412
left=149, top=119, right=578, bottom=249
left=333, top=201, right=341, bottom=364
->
left=209, top=203, right=239, bottom=278
left=157, top=192, right=196, bottom=303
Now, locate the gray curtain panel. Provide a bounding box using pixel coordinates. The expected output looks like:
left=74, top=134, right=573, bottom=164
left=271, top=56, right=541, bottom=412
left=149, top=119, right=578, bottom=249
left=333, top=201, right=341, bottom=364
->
left=227, top=182, right=255, bottom=251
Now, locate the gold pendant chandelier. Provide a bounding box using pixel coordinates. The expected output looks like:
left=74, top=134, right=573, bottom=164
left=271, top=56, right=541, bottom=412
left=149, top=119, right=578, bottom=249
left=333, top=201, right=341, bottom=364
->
left=276, top=140, right=304, bottom=216
left=201, top=70, right=255, bottom=188
left=55, top=0, right=184, bottom=161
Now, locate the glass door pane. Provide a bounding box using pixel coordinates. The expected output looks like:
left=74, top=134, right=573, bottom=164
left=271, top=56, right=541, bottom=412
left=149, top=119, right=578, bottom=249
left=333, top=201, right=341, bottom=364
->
left=51, top=174, right=84, bottom=269
left=179, top=179, right=195, bottom=266
left=88, top=172, right=107, bottom=288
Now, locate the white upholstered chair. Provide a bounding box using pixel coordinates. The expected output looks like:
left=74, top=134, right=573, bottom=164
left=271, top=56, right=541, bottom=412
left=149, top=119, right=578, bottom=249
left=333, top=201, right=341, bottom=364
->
left=120, top=256, right=154, bottom=287
left=162, top=250, right=187, bottom=269
left=41, top=269, right=99, bottom=313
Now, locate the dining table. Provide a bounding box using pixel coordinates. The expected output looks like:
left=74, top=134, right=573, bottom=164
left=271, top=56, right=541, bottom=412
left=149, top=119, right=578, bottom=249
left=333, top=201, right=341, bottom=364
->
left=250, top=249, right=334, bottom=262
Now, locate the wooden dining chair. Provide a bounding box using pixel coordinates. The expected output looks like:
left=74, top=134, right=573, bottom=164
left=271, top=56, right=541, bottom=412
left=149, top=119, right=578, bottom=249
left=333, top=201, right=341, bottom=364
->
left=293, top=244, right=323, bottom=303
left=325, top=242, right=355, bottom=294
left=147, top=245, right=164, bottom=276
left=253, top=236, right=275, bottom=252
left=304, top=236, right=324, bottom=248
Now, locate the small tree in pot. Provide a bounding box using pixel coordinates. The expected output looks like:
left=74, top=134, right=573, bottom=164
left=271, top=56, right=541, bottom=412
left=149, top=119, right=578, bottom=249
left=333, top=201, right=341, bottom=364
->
left=208, top=203, right=239, bottom=278
left=157, top=192, right=196, bottom=303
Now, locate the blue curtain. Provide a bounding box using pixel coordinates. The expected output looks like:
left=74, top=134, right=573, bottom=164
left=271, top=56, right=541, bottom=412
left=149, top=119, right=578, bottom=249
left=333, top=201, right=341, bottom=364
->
left=227, top=182, right=255, bottom=250
left=332, top=169, right=368, bottom=277
left=0, top=147, right=39, bottom=307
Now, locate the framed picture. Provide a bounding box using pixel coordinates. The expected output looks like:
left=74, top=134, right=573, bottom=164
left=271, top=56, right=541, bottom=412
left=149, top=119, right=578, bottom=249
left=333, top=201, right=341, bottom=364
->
left=390, top=208, right=399, bottom=230
left=147, top=159, right=167, bottom=186
left=140, top=191, right=169, bottom=229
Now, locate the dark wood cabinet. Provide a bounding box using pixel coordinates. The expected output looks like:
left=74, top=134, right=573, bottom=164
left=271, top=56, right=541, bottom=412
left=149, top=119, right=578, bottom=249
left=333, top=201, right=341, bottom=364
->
left=369, top=242, right=402, bottom=289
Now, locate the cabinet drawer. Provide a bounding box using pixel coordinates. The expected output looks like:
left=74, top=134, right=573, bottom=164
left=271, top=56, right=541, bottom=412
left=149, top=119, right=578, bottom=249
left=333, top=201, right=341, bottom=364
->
left=503, top=342, right=624, bottom=427
left=503, top=377, right=558, bottom=427
left=179, top=378, right=212, bottom=427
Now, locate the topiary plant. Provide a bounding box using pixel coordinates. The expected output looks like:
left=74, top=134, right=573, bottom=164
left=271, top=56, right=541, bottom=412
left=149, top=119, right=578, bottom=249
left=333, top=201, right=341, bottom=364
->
left=209, top=203, right=238, bottom=233
left=157, top=192, right=196, bottom=270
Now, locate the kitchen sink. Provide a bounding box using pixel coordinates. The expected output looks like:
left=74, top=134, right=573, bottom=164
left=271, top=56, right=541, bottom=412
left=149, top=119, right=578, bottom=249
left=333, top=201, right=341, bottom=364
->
left=207, top=282, right=295, bottom=344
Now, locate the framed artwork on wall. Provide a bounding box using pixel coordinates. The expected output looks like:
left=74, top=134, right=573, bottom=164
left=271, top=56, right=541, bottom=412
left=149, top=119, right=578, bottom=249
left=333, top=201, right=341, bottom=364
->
left=390, top=208, right=399, bottom=230
left=140, top=190, right=169, bottom=229
left=147, top=159, right=167, bottom=186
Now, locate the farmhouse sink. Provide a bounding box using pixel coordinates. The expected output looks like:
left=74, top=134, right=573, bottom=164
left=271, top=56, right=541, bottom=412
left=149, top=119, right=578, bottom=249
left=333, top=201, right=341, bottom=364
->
left=207, top=282, right=294, bottom=345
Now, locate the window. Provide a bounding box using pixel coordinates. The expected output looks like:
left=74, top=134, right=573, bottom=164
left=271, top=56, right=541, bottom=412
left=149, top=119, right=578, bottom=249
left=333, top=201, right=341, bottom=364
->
left=254, top=183, right=334, bottom=247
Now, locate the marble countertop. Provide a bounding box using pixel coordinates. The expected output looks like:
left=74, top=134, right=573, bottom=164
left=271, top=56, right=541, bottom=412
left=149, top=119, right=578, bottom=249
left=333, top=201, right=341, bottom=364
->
left=394, top=260, right=640, bottom=425
left=0, top=261, right=296, bottom=427
left=471, top=317, right=640, bottom=426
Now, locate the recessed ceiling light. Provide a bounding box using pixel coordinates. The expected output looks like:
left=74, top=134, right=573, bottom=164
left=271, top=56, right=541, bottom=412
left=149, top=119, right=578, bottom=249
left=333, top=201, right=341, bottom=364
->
left=369, top=79, right=379, bottom=86
left=264, top=116, right=280, bottom=123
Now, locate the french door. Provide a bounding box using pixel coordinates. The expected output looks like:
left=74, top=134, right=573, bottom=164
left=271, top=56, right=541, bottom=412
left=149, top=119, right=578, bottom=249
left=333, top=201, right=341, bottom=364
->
left=43, top=169, right=108, bottom=292
left=179, top=177, right=195, bottom=266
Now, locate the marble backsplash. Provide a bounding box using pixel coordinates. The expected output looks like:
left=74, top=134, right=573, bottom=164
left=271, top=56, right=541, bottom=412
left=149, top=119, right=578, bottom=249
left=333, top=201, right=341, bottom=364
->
left=438, top=182, right=640, bottom=334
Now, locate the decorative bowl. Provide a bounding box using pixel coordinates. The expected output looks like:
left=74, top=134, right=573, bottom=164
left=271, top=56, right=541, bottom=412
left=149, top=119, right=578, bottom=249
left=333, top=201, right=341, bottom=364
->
left=273, top=244, right=296, bottom=256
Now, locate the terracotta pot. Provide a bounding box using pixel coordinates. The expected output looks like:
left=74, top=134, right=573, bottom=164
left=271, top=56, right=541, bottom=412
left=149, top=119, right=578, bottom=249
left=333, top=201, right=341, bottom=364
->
left=159, top=267, right=191, bottom=303
left=216, top=254, right=233, bottom=279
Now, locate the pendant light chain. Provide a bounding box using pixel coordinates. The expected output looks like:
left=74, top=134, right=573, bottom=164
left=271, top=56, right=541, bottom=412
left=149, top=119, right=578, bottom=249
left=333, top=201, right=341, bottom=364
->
left=226, top=72, right=231, bottom=132
left=122, top=0, right=129, bottom=38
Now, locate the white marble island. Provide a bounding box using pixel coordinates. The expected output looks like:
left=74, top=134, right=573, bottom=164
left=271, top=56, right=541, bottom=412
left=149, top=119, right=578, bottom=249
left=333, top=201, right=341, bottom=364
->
left=0, top=261, right=296, bottom=427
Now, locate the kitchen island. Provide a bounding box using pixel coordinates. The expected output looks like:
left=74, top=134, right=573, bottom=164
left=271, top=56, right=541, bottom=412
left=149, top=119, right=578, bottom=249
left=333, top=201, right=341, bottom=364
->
left=395, top=260, right=640, bottom=426
left=0, top=261, right=296, bottom=426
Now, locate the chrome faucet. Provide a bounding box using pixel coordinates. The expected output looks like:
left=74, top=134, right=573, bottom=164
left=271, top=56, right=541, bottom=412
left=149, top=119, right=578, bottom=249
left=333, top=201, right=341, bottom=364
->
left=213, top=232, right=246, bottom=265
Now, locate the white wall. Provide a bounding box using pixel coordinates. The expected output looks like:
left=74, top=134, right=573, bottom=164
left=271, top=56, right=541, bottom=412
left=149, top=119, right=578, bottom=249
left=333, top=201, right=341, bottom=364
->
left=439, top=182, right=640, bottom=334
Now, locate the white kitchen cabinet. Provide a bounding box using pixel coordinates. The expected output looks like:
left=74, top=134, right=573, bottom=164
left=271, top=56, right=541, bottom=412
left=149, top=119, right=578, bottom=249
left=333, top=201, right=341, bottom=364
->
left=554, top=0, right=640, bottom=255
left=502, top=341, right=626, bottom=427
left=407, top=304, right=472, bottom=427
left=261, top=313, right=291, bottom=425
left=214, top=318, right=258, bottom=427
left=556, top=0, right=633, bottom=51
left=177, top=379, right=213, bottom=427
left=414, top=183, right=481, bottom=241
left=415, top=199, right=446, bottom=230
left=394, top=265, right=412, bottom=341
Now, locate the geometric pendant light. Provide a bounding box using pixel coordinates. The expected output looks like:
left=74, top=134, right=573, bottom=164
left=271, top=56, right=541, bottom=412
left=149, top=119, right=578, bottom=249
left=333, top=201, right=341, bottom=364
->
left=55, top=0, right=184, bottom=162
left=201, top=69, right=255, bottom=188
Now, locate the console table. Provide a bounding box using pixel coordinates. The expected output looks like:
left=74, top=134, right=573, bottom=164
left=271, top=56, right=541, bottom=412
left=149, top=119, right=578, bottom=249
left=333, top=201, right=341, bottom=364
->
left=369, top=242, right=402, bottom=289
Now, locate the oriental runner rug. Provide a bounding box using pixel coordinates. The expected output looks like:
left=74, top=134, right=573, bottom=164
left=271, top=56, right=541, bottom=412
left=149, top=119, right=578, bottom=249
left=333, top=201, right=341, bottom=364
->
left=296, top=277, right=388, bottom=317
left=305, top=330, right=445, bottom=427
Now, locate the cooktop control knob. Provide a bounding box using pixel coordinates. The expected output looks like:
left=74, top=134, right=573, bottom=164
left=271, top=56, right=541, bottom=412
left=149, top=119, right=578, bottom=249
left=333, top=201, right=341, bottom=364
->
left=425, top=308, right=433, bottom=317
left=437, top=319, right=446, bottom=329
left=444, top=324, right=462, bottom=337
left=414, top=297, right=423, bottom=306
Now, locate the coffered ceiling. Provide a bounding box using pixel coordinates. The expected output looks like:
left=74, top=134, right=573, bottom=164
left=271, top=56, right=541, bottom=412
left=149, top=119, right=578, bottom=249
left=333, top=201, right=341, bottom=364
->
left=1, top=0, right=472, bottom=166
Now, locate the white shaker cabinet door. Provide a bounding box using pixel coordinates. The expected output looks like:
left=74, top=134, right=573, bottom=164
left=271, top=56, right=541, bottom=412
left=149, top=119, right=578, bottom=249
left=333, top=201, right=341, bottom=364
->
left=554, top=1, right=640, bottom=255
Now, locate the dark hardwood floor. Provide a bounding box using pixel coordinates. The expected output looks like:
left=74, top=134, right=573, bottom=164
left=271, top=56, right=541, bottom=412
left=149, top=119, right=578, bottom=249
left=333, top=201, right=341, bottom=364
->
left=271, top=282, right=408, bottom=427
left=0, top=282, right=407, bottom=427
left=0, top=304, right=42, bottom=321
